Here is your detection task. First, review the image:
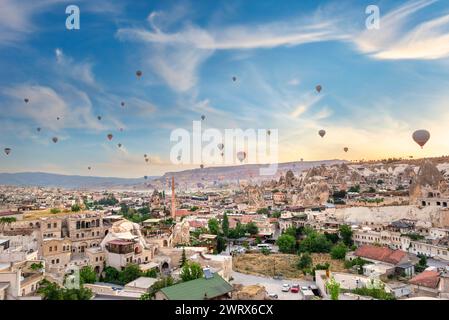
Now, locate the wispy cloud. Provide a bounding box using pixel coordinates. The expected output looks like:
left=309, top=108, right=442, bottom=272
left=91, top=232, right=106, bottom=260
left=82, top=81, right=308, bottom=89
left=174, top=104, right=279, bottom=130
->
left=55, top=48, right=97, bottom=86
left=116, top=8, right=347, bottom=92
left=1, top=84, right=106, bottom=131
left=354, top=0, right=449, bottom=60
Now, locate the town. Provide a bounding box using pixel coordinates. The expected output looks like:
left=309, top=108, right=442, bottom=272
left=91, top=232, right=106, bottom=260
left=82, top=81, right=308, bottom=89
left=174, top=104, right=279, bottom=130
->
left=1, top=157, right=449, bottom=300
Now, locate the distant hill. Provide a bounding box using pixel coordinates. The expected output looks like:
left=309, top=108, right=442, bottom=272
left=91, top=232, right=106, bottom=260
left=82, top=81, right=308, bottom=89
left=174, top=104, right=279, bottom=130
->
left=153, top=159, right=347, bottom=188
left=0, top=172, right=158, bottom=189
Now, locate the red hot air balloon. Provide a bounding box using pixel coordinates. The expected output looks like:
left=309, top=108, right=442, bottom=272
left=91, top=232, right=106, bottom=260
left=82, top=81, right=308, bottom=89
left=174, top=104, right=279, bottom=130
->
left=107, top=134, right=113, bottom=141
left=318, top=130, right=326, bottom=138
left=412, top=130, right=430, bottom=148
left=52, top=137, right=58, bottom=143
left=4, top=148, right=11, bottom=155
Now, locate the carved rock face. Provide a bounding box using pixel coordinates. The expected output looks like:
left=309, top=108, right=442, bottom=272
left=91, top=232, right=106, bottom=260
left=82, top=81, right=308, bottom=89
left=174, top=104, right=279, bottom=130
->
left=409, top=160, right=448, bottom=202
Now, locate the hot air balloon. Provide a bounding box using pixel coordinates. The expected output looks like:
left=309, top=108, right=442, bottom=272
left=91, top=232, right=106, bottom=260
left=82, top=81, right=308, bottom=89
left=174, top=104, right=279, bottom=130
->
left=412, top=130, right=430, bottom=148
left=144, top=176, right=148, bottom=180
left=121, top=102, right=125, bottom=107
left=200, top=164, right=204, bottom=169
left=56, top=117, right=60, bottom=121
left=221, top=152, right=224, bottom=157
left=237, top=151, right=246, bottom=163
left=144, top=154, right=147, bottom=158
left=24, top=98, right=29, bottom=103
left=145, top=158, right=149, bottom=163
left=136, top=70, right=142, bottom=78
left=4, top=148, right=11, bottom=155
left=118, top=143, right=122, bottom=148
left=344, top=147, right=349, bottom=153
left=177, top=155, right=181, bottom=161
left=267, top=130, right=271, bottom=136
left=52, top=137, right=58, bottom=143
left=201, top=115, right=205, bottom=121
left=37, top=127, right=41, bottom=132
left=97, top=116, right=102, bottom=120
left=318, top=130, right=326, bottom=138
left=232, top=76, right=237, bottom=82
left=217, top=143, right=224, bottom=151
left=88, top=166, right=91, bottom=170
left=300, top=158, right=304, bottom=162
left=316, top=85, right=322, bottom=93
left=107, top=134, right=113, bottom=141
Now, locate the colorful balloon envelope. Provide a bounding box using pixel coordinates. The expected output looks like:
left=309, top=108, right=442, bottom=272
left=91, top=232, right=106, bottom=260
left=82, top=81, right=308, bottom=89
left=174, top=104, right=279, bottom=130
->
left=412, top=130, right=430, bottom=148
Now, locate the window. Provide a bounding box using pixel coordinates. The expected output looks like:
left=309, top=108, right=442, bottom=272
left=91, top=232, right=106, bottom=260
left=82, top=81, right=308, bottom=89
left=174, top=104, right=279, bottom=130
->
left=92, top=232, right=94, bottom=236
left=76, top=234, right=79, bottom=239
left=81, top=233, right=84, bottom=238
left=54, top=246, right=57, bottom=251
left=96, top=257, right=98, bottom=262
left=56, top=259, right=60, bottom=263
left=76, top=221, right=81, bottom=229
left=47, top=223, right=51, bottom=228
left=49, top=247, right=52, bottom=252
left=53, top=223, right=57, bottom=228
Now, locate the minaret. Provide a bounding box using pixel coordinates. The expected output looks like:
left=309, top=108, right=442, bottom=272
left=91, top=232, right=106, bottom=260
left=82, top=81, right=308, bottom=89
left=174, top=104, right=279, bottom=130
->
left=171, top=176, right=176, bottom=219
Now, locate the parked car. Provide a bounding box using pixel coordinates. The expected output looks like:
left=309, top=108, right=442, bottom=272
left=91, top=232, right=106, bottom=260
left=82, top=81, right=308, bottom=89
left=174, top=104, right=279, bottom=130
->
left=268, top=293, right=278, bottom=299
left=290, top=284, right=300, bottom=293
left=281, top=284, right=291, bottom=292
left=273, top=274, right=283, bottom=280
left=300, top=286, right=309, bottom=293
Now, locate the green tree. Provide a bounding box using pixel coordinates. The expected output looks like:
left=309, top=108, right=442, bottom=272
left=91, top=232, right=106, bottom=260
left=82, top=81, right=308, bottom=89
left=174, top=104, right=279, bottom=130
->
left=37, top=280, right=64, bottom=300
left=284, top=227, right=297, bottom=238
left=119, top=264, right=142, bottom=284
left=297, top=252, right=312, bottom=270
left=179, top=248, right=188, bottom=267
left=260, top=247, right=271, bottom=256
left=103, top=266, right=120, bottom=284
left=222, top=212, right=229, bottom=237
left=216, top=235, right=227, bottom=254
left=276, top=234, right=297, bottom=253
left=339, top=224, right=354, bottom=247
left=330, top=243, right=348, bottom=260
left=208, top=218, right=220, bottom=235
left=256, top=208, right=269, bottom=215
left=148, top=276, right=175, bottom=298
left=348, top=185, right=360, bottom=193
left=50, top=208, right=61, bottom=214
left=415, top=255, right=428, bottom=273
left=298, top=231, right=332, bottom=253
left=79, top=266, right=97, bottom=284
left=180, top=262, right=204, bottom=282
left=71, top=204, right=81, bottom=212
left=245, top=222, right=258, bottom=235
left=326, top=277, right=340, bottom=300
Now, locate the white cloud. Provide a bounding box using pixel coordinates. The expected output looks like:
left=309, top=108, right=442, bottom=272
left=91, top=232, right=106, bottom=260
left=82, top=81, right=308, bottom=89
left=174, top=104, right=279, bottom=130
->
left=354, top=0, right=449, bottom=60
left=55, top=48, right=97, bottom=86
left=116, top=10, right=347, bottom=93
left=1, top=85, right=106, bottom=131
left=287, top=78, right=300, bottom=86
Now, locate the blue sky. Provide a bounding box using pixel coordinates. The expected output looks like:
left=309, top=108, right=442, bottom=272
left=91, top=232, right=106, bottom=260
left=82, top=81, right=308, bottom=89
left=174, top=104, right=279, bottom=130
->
left=1, top=0, right=449, bottom=177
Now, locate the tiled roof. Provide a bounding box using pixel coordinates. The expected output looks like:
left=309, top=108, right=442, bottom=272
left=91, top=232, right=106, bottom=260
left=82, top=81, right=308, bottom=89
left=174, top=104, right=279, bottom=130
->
left=354, top=245, right=407, bottom=265
left=409, top=270, right=440, bottom=289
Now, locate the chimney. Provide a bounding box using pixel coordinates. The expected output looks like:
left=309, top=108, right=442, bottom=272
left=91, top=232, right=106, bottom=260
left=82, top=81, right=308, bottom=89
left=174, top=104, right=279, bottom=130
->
left=171, top=176, right=176, bottom=219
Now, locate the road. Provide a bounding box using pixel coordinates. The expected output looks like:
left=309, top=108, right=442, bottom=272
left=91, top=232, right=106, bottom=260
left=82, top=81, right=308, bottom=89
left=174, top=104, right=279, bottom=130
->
left=230, top=270, right=315, bottom=300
